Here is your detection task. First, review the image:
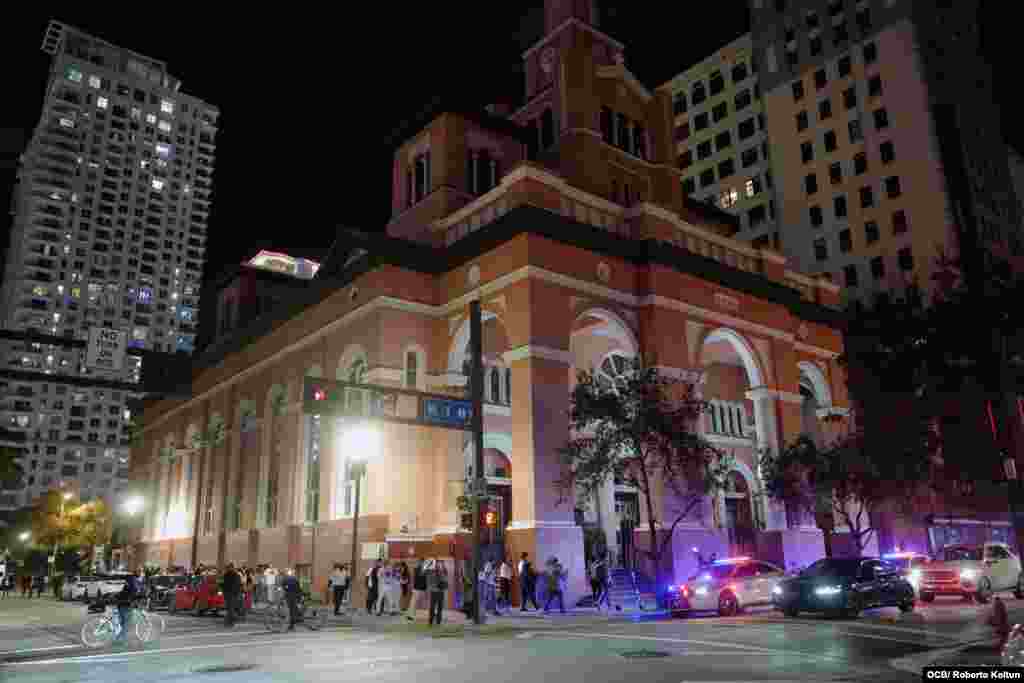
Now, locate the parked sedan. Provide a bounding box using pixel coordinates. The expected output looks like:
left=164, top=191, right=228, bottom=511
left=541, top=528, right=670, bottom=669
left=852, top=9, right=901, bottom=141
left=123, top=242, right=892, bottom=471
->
left=85, top=575, right=127, bottom=600
left=666, top=557, right=787, bottom=617
left=61, top=576, right=97, bottom=601
left=772, top=557, right=915, bottom=618
left=145, top=575, right=189, bottom=610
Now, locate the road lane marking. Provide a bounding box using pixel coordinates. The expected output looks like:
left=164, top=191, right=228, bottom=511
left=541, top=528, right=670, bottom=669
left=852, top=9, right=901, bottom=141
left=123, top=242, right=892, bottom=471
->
left=536, top=630, right=846, bottom=661
left=3, top=632, right=358, bottom=666
left=706, top=615, right=972, bottom=643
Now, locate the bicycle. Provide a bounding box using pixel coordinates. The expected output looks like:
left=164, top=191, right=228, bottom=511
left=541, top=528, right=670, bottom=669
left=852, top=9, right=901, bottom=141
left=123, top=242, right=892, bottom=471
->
left=263, top=593, right=329, bottom=633
left=81, top=599, right=158, bottom=648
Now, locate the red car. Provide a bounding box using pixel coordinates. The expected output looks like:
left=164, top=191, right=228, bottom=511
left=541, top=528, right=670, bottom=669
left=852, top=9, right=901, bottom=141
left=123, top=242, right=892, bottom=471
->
left=168, top=575, right=252, bottom=616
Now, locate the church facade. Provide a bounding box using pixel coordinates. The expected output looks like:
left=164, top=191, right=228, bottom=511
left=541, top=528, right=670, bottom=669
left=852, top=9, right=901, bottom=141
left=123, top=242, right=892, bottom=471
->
left=132, top=1, right=851, bottom=606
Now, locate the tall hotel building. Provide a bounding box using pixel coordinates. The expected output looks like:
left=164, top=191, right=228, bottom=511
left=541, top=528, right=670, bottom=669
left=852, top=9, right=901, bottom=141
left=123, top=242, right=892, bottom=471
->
left=0, top=22, right=218, bottom=510
left=741, top=0, right=1021, bottom=306
left=659, top=35, right=782, bottom=251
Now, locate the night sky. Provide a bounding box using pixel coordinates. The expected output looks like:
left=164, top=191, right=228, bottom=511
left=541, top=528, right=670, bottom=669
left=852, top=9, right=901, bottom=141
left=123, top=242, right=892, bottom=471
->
left=0, top=3, right=1014, bottom=282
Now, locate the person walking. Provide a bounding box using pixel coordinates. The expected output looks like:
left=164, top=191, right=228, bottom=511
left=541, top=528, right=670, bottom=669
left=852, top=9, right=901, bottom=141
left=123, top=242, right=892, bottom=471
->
left=407, top=559, right=426, bottom=621
left=262, top=564, right=279, bottom=606
left=498, top=558, right=513, bottom=611
left=544, top=558, right=566, bottom=614
left=427, top=560, right=448, bottom=626
left=33, top=574, right=45, bottom=599
left=222, top=563, right=242, bottom=627
left=366, top=560, right=381, bottom=614
left=399, top=562, right=411, bottom=613
left=375, top=564, right=393, bottom=616
left=518, top=553, right=539, bottom=611
left=591, top=554, right=611, bottom=611
left=328, top=564, right=346, bottom=615
left=281, top=569, right=301, bottom=631
left=1, top=574, right=11, bottom=598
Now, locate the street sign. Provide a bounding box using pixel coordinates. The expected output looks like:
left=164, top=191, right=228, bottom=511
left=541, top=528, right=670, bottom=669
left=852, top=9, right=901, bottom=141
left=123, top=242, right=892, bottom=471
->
left=86, top=327, right=127, bottom=371
left=302, top=378, right=473, bottom=431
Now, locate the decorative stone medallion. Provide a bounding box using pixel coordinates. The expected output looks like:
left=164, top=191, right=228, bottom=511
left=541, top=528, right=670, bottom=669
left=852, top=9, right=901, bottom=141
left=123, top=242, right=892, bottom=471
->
left=596, top=261, right=611, bottom=283
left=468, top=264, right=481, bottom=287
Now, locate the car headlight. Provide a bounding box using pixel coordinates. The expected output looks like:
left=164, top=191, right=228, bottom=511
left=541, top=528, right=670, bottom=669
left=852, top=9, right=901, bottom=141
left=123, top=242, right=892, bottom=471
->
left=909, top=569, right=921, bottom=581
left=695, top=586, right=709, bottom=596
left=814, top=585, right=843, bottom=596
left=772, top=585, right=783, bottom=595
left=961, top=569, right=977, bottom=580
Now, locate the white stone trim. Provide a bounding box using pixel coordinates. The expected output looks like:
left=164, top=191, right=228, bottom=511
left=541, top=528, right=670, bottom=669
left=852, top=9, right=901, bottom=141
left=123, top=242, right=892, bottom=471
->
left=816, top=406, right=850, bottom=419
left=522, top=18, right=625, bottom=60
left=364, top=367, right=402, bottom=384
left=484, top=404, right=512, bottom=417
left=645, top=294, right=792, bottom=343
left=506, top=519, right=578, bottom=530
left=745, top=387, right=804, bottom=404
left=427, top=372, right=467, bottom=388
left=385, top=534, right=434, bottom=543
left=503, top=345, right=574, bottom=365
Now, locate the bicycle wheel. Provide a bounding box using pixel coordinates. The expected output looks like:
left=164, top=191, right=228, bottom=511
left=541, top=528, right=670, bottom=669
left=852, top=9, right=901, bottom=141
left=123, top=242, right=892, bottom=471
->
left=81, top=616, right=115, bottom=649
left=135, top=613, right=155, bottom=643
left=146, top=611, right=166, bottom=634
left=264, top=604, right=288, bottom=633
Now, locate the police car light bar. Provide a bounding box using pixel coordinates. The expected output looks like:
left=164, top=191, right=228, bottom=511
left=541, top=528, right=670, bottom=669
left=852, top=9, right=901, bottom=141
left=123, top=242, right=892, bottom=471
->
left=713, top=556, right=751, bottom=564
left=883, top=552, right=920, bottom=559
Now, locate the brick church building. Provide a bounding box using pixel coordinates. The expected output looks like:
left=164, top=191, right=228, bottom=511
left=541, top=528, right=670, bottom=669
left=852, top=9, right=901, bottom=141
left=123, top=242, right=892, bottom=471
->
left=133, top=0, right=851, bottom=607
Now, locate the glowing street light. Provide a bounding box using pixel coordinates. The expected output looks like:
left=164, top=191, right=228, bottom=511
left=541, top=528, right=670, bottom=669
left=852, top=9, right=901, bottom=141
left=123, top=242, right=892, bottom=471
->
left=18, top=532, right=30, bottom=543
left=343, top=424, right=380, bottom=605
left=122, top=497, right=144, bottom=516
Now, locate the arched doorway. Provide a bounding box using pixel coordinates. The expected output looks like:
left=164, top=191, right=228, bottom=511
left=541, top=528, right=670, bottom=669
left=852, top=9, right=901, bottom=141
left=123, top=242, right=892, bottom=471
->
left=723, top=470, right=756, bottom=557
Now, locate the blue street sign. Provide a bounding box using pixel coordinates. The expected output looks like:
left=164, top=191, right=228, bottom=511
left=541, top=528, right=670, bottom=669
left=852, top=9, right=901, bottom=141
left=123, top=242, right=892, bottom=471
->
left=422, top=397, right=473, bottom=429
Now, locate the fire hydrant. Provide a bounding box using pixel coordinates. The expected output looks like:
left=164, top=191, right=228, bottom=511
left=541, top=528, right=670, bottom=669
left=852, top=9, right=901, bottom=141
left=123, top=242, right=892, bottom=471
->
left=989, top=597, right=1011, bottom=649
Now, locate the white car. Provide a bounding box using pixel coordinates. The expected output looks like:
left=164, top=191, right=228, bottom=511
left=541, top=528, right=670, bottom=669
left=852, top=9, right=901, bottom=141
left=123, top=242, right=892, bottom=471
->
left=667, top=557, right=787, bottom=617
left=83, top=576, right=127, bottom=601
left=62, top=576, right=98, bottom=601
left=919, top=543, right=1024, bottom=603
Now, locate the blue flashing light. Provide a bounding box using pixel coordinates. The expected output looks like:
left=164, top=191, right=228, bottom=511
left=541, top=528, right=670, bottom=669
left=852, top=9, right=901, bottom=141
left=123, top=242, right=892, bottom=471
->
left=713, top=556, right=751, bottom=565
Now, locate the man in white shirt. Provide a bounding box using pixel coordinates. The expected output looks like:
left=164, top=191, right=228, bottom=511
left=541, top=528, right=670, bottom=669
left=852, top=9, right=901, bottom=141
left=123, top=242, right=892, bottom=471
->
left=498, top=559, right=513, bottom=610
left=327, top=564, right=346, bottom=615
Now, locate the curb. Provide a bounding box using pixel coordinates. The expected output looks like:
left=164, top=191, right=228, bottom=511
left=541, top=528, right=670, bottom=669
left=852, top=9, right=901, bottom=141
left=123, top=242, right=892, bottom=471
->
left=888, top=639, right=1000, bottom=676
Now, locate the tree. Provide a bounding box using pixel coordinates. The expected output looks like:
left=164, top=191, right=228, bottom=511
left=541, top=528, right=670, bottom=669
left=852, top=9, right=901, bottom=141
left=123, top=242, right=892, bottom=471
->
left=558, top=357, right=731, bottom=580
left=67, top=500, right=113, bottom=567
left=760, top=412, right=936, bottom=557
left=30, top=490, right=74, bottom=550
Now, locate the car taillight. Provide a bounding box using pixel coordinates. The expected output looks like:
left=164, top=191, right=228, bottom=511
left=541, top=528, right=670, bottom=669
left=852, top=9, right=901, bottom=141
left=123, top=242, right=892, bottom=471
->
left=682, top=585, right=689, bottom=597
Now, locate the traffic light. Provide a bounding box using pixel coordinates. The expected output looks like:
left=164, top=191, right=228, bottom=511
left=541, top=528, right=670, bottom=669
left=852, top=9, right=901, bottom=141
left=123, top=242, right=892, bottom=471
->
left=313, top=387, right=326, bottom=401
left=485, top=509, right=497, bottom=527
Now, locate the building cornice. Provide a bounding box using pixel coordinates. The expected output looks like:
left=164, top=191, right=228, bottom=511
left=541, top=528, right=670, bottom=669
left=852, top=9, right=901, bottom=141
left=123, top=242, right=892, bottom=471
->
left=503, top=345, right=574, bottom=366
left=746, top=387, right=804, bottom=404
left=794, top=341, right=840, bottom=360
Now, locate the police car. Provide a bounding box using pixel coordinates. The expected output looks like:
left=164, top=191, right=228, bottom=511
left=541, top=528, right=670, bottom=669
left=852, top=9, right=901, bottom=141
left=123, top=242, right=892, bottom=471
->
left=665, top=556, right=787, bottom=617
left=881, top=551, right=931, bottom=596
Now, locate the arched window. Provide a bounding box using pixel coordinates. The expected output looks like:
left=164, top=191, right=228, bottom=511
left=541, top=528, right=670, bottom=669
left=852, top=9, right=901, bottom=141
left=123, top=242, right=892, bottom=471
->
left=597, top=352, right=632, bottom=394
left=347, top=359, right=367, bottom=415
left=405, top=351, right=418, bottom=389
left=490, top=368, right=501, bottom=403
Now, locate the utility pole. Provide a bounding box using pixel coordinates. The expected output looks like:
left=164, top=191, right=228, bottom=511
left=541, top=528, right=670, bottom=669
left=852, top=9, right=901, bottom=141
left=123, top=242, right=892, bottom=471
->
left=469, top=300, right=485, bottom=625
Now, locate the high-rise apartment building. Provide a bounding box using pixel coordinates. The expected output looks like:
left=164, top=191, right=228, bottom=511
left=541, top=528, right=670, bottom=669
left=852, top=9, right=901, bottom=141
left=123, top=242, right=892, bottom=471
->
left=745, top=0, right=1021, bottom=306
left=0, top=22, right=218, bottom=510
left=659, top=34, right=782, bottom=250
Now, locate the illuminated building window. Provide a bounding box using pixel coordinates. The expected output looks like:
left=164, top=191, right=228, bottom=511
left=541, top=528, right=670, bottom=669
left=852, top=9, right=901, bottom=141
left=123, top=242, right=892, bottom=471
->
left=719, top=188, right=740, bottom=208
left=67, top=68, right=82, bottom=83
left=97, top=97, right=108, bottom=109
left=158, top=120, right=171, bottom=132
left=161, top=100, right=174, bottom=114
left=155, top=143, right=171, bottom=158
left=59, top=118, right=74, bottom=128
left=151, top=179, right=164, bottom=191
left=89, top=75, right=101, bottom=88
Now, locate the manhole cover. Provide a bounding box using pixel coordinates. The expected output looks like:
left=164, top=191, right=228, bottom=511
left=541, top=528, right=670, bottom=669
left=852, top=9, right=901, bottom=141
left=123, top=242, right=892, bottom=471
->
left=193, top=664, right=257, bottom=674
left=619, top=650, right=671, bottom=659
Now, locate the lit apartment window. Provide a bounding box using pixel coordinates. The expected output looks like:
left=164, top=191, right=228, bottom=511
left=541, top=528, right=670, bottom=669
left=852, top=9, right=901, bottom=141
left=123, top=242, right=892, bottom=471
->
left=746, top=177, right=762, bottom=197
left=97, top=97, right=108, bottom=109
left=152, top=179, right=164, bottom=191
left=720, top=187, right=740, bottom=208
left=67, top=68, right=83, bottom=83
left=814, top=238, right=828, bottom=261
left=158, top=120, right=171, bottom=133
left=146, top=114, right=156, bottom=124
left=865, top=220, right=880, bottom=244
left=844, top=264, right=859, bottom=287
left=155, top=143, right=171, bottom=157
left=161, top=100, right=175, bottom=114
left=88, top=75, right=101, bottom=88
left=839, top=229, right=852, bottom=252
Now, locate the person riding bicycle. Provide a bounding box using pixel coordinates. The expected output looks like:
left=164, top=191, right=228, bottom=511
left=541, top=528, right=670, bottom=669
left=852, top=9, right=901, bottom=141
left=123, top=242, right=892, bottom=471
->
left=114, top=569, right=144, bottom=642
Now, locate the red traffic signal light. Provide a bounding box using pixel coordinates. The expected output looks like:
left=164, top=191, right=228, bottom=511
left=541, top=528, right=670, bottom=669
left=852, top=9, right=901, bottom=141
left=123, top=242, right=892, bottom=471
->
left=485, top=510, right=497, bottom=526
left=313, top=388, right=326, bottom=401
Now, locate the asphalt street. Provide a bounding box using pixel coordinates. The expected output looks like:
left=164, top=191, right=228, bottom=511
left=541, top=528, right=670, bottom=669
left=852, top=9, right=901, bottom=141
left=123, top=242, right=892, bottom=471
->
left=0, top=595, right=1015, bottom=682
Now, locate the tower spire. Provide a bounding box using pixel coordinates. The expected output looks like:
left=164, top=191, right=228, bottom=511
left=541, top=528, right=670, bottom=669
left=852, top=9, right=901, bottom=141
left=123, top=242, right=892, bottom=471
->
left=543, top=0, right=599, bottom=35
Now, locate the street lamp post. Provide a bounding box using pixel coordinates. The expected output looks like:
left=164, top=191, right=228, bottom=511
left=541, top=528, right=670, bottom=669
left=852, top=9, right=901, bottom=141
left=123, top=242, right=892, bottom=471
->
left=52, top=492, right=73, bottom=578
left=342, top=425, right=378, bottom=613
